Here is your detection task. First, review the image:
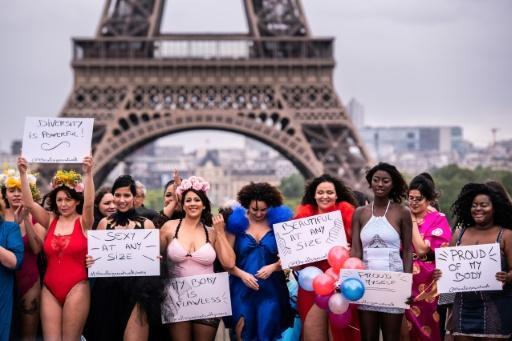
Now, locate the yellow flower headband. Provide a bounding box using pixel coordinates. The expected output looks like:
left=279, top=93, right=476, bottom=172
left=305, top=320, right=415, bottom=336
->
left=0, top=167, right=40, bottom=200
left=52, top=170, right=84, bottom=193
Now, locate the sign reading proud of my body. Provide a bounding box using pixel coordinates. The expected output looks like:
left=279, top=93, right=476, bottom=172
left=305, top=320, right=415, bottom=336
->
left=161, top=272, right=232, bottom=323
left=87, top=229, right=160, bottom=277
left=435, top=243, right=502, bottom=293
left=22, top=117, right=94, bottom=163
left=341, top=269, right=412, bottom=309
left=274, top=211, right=347, bottom=269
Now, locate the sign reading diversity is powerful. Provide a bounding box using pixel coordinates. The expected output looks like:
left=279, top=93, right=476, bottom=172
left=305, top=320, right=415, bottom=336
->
left=435, top=243, right=502, bottom=293
left=161, top=272, right=232, bottom=323
left=273, top=211, right=347, bottom=269
left=22, top=117, right=94, bottom=163
left=341, top=269, right=412, bottom=309
left=87, top=229, right=160, bottom=277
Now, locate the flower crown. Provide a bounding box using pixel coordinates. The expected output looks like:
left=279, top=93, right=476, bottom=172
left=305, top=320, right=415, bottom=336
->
left=52, top=170, right=84, bottom=193
left=0, top=167, right=40, bottom=200
left=176, top=176, right=210, bottom=196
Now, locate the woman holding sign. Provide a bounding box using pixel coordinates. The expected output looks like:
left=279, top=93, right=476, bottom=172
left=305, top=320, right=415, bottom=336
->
left=403, top=174, right=451, bottom=341
left=351, top=162, right=413, bottom=341
left=435, top=183, right=512, bottom=339
left=1, top=168, right=45, bottom=340
left=17, top=156, right=94, bottom=341
left=86, top=175, right=158, bottom=341
left=160, top=176, right=235, bottom=341
left=223, top=182, right=294, bottom=341
left=294, top=174, right=360, bottom=341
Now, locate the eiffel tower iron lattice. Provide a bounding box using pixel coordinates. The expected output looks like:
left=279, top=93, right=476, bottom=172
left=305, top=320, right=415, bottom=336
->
left=56, top=0, right=371, bottom=187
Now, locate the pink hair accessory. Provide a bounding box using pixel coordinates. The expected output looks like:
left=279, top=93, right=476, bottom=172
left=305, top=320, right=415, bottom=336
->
left=176, top=176, right=210, bottom=195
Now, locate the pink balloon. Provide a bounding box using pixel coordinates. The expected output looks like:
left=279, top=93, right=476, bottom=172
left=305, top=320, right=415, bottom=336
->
left=328, top=293, right=349, bottom=314
left=342, top=257, right=366, bottom=270
left=313, top=274, right=336, bottom=296
left=325, top=267, right=339, bottom=281
left=314, top=294, right=331, bottom=310
left=327, top=246, right=350, bottom=272
left=329, top=309, right=352, bottom=329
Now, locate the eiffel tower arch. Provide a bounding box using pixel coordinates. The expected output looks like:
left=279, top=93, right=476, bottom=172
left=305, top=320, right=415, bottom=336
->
left=59, top=0, right=371, bottom=188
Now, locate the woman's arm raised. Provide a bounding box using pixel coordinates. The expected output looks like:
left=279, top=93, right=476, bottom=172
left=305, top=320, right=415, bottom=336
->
left=17, top=157, right=51, bottom=228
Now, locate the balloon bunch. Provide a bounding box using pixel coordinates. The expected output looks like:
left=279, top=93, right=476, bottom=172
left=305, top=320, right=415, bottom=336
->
left=297, top=246, right=366, bottom=329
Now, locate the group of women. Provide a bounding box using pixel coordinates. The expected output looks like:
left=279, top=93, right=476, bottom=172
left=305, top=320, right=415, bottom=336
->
left=1, top=156, right=512, bottom=341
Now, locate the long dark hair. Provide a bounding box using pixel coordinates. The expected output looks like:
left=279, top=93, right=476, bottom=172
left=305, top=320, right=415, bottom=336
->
left=94, top=186, right=112, bottom=219
left=451, top=182, right=512, bottom=229
left=181, top=188, right=213, bottom=226
left=44, top=186, right=84, bottom=216
left=301, top=174, right=357, bottom=207
left=366, top=162, right=407, bottom=204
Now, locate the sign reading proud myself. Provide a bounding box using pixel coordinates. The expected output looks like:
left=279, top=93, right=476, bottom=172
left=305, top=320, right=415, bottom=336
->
left=435, top=243, right=502, bottom=293
left=22, top=117, right=94, bottom=163
left=341, top=269, right=412, bottom=309
left=87, top=229, right=160, bottom=277
left=273, top=211, right=347, bottom=269
left=161, top=272, right=232, bottom=323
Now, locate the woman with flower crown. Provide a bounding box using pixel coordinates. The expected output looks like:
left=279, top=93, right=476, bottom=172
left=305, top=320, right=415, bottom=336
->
left=85, top=175, right=159, bottom=341
left=1, top=167, right=45, bottom=340
left=160, top=176, right=235, bottom=340
left=17, top=156, right=94, bottom=341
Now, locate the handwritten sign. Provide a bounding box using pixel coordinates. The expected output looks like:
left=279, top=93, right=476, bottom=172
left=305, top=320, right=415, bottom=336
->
left=435, top=243, right=502, bottom=293
left=340, top=269, right=412, bottom=309
left=22, top=117, right=94, bottom=163
left=273, top=211, right=347, bottom=269
left=161, top=272, right=232, bottom=323
left=87, top=229, right=160, bottom=277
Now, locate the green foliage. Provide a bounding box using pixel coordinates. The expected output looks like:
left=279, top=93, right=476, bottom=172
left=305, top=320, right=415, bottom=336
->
left=280, top=174, right=305, bottom=199
left=144, top=188, right=163, bottom=211
left=431, top=164, right=512, bottom=220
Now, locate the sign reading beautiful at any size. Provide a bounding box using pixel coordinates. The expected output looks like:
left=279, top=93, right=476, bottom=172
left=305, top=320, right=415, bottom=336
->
left=273, top=211, right=347, bottom=269
left=22, top=117, right=94, bottom=163
left=435, top=243, right=502, bottom=293
left=161, top=272, right=232, bottom=323
left=87, top=230, right=160, bottom=277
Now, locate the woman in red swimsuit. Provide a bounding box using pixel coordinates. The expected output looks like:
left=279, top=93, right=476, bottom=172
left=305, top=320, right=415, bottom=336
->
left=1, top=168, right=45, bottom=340
left=18, top=156, right=94, bottom=341
left=294, top=174, right=360, bottom=340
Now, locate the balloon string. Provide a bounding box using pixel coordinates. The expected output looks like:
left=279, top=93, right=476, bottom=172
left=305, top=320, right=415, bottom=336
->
left=348, top=324, right=360, bottom=331
left=413, top=280, right=436, bottom=302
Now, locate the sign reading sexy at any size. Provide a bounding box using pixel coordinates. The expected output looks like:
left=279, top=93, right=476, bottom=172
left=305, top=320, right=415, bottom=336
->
left=87, top=229, right=160, bottom=277
left=435, top=243, right=502, bottom=293
left=273, top=211, right=347, bottom=269
left=22, top=117, right=94, bottom=163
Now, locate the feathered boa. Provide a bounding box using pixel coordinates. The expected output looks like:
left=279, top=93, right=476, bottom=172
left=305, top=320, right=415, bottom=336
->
left=226, top=204, right=293, bottom=235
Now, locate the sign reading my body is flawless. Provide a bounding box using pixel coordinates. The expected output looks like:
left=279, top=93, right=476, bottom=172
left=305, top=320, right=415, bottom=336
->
left=161, top=272, right=232, bottom=323
left=87, top=230, right=160, bottom=277
left=435, top=243, right=502, bottom=293
left=22, top=117, right=94, bottom=163
left=273, top=210, right=347, bottom=269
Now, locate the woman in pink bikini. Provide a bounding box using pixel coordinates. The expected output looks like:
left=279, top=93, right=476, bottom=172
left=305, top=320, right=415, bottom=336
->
left=160, top=176, right=235, bottom=340
left=18, top=156, right=94, bottom=341
left=1, top=168, right=45, bottom=340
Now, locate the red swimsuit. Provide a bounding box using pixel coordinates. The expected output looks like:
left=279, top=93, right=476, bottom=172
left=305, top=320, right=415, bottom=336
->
left=43, top=217, right=87, bottom=305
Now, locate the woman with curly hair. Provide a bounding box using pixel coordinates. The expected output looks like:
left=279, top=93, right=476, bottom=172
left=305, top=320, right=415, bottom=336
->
left=160, top=176, right=235, bottom=341
left=434, top=182, right=512, bottom=339
left=351, top=162, right=413, bottom=341
left=403, top=173, right=451, bottom=341
left=222, top=182, right=293, bottom=341
left=294, top=174, right=360, bottom=341
left=17, top=156, right=94, bottom=341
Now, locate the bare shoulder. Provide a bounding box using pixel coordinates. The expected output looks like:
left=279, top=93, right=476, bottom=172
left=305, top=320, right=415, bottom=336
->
left=97, top=217, right=108, bottom=230
left=501, top=228, right=512, bottom=241
left=161, top=219, right=179, bottom=237
left=142, top=218, right=155, bottom=229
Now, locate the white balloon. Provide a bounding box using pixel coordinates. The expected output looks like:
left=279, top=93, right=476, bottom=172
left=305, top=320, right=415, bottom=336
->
left=328, top=293, right=349, bottom=314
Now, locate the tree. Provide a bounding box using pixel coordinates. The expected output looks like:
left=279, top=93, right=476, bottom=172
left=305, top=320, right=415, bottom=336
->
left=280, top=174, right=305, bottom=199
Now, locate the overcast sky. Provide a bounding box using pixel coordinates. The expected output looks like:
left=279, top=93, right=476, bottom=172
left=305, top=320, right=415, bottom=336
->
left=1, top=0, right=511, bottom=153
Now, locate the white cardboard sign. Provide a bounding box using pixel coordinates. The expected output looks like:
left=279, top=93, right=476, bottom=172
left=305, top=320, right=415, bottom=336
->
left=87, top=229, right=160, bottom=277
left=273, top=211, right=347, bottom=269
left=161, top=272, right=232, bottom=323
left=435, top=243, right=502, bottom=293
left=22, top=117, right=94, bottom=163
left=340, top=269, right=412, bottom=309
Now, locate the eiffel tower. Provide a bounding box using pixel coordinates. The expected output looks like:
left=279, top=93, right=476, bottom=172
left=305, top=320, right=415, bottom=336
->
left=59, top=0, right=371, bottom=187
